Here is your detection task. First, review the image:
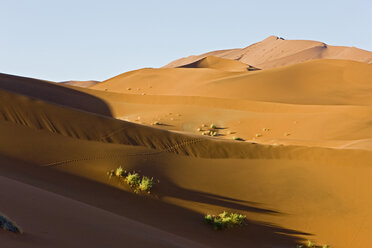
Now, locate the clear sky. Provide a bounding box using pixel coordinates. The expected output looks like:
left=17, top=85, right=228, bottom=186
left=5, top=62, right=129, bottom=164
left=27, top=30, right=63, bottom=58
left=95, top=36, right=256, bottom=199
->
left=1, top=0, right=371, bottom=82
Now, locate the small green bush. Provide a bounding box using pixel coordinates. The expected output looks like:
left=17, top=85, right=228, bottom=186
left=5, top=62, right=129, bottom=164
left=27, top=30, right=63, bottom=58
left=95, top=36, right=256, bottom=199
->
left=125, top=172, right=141, bottom=187
left=138, top=176, right=154, bottom=193
left=296, top=241, right=329, bottom=248
left=115, top=166, right=125, bottom=177
left=204, top=211, right=246, bottom=230
left=0, top=214, right=22, bottom=234
left=210, top=123, right=217, bottom=129
left=108, top=167, right=155, bottom=194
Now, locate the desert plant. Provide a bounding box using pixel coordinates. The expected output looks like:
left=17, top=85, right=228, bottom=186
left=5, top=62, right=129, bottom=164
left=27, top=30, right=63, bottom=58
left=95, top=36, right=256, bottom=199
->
left=210, top=123, right=217, bottom=129
left=125, top=172, right=141, bottom=187
left=307, top=240, right=316, bottom=247
left=204, top=211, right=246, bottom=230
left=0, top=214, right=22, bottom=234
left=232, top=136, right=244, bottom=141
left=107, top=167, right=156, bottom=194
left=115, top=166, right=125, bottom=177
left=138, top=176, right=154, bottom=193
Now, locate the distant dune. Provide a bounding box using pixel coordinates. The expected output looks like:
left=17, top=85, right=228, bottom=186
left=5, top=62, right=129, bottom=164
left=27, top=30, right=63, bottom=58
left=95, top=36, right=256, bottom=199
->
left=178, top=56, right=260, bottom=72
left=1, top=37, right=372, bottom=248
left=60, top=80, right=100, bottom=87
left=164, top=35, right=372, bottom=69
left=93, top=59, right=372, bottom=105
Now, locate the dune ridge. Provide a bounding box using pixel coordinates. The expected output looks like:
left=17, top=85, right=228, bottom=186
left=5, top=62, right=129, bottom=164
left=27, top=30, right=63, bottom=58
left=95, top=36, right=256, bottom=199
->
left=93, top=59, right=372, bottom=105
left=164, top=35, right=372, bottom=69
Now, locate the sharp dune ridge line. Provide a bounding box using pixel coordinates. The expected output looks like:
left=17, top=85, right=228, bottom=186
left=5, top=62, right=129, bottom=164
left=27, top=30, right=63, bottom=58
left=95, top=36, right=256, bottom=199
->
left=1, top=37, right=372, bottom=248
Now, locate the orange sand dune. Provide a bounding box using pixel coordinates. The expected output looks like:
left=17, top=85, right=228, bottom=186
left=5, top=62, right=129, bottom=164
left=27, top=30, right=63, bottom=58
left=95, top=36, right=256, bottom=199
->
left=1, top=85, right=371, bottom=248
left=60, top=80, right=100, bottom=87
left=178, top=56, right=260, bottom=72
left=164, top=35, right=372, bottom=69
left=93, top=59, right=372, bottom=105
left=1, top=37, right=372, bottom=248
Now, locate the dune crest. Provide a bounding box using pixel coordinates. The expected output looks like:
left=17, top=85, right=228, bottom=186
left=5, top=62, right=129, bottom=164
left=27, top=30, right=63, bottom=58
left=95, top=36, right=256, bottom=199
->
left=93, top=59, right=372, bottom=105
left=164, top=35, right=372, bottom=69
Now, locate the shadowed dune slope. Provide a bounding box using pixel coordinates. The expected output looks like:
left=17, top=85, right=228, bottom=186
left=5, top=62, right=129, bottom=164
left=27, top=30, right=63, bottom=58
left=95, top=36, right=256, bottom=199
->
left=92, top=59, right=372, bottom=105
left=1, top=90, right=371, bottom=248
left=0, top=73, right=112, bottom=116
left=164, top=35, right=372, bottom=69
left=4, top=87, right=369, bottom=162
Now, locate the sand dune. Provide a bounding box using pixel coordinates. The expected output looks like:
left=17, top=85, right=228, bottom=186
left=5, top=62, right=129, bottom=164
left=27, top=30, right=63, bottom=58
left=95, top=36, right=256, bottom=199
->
left=164, top=35, right=372, bottom=69
left=93, top=59, right=372, bottom=105
left=1, top=37, right=372, bottom=248
left=178, top=56, right=260, bottom=72
left=59, top=80, right=100, bottom=87
left=1, top=85, right=372, bottom=248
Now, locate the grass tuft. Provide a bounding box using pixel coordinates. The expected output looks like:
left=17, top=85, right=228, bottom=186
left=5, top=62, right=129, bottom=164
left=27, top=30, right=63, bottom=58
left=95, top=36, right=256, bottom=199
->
left=152, top=121, right=162, bottom=125
left=125, top=172, right=141, bottom=187
left=138, top=176, right=154, bottom=193
left=204, top=211, right=246, bottom=230
left=107, top=167, right=156, bottom=194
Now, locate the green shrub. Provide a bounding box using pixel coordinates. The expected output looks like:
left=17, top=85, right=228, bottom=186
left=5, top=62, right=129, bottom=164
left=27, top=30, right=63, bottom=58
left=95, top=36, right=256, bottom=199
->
left=107, top=167, right=156, bottom=194
left=307, top=240, right=316, bottom=247
left=296, top=241, right=329, bottom=248
left=125, top=172, right=141, bottom=187
left=115, top=166, right=125, bottom=177
left=0, top=214, right=22, bottom=234
left=138, top=176, right=154, bottom=193
left=204, top=211, right=245, bottom=230
left=210, top=123, right=217, bottom=129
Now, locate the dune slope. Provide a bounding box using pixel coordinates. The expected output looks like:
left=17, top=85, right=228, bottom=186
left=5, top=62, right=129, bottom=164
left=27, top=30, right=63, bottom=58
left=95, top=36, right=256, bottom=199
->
left=93, top=59, right=372, bottom=105
left=2, top=36, right=372, bottom=248
left=164, top=35, right=372, bottom=69
left=1, top=70, right=372, bottom=247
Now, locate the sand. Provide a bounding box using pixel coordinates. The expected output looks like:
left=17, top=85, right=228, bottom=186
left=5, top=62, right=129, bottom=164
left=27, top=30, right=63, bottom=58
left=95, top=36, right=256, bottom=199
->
left=164, top=36, right=372, bottom=69
left=1, top=37, right=372, bottom=248
left=59, top=80, right=100, bottom=87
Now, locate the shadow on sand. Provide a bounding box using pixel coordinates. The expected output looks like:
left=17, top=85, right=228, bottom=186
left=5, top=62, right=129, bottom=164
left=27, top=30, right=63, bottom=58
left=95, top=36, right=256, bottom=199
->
left=0, top=156, right=310, bottom=248
left=0, top=73, right=113, bottom=117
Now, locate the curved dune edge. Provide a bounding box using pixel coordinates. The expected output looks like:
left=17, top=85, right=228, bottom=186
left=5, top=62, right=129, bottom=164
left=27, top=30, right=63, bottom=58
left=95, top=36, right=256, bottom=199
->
left=5, top=71, right=372, bottom=151
left=178, top=56, right=260, bottom=72
left=92, top=59, right=372, bottom=106
left=164, top=35, right=372, bottom=69
left=1, top=99, right=371, bottom=248
left=2, top=89, right=372, bottom=165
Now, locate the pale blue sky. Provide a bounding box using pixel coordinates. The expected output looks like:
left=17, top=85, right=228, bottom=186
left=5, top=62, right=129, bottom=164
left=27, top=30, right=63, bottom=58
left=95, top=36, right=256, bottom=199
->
left=1, top=0, right=371, bottom=81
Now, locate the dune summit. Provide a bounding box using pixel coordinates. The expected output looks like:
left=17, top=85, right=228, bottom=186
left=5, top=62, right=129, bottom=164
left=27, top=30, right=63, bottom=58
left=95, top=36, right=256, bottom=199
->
left=1, top=37, right=372, bottom=248
left=164, top=35, right=372, bottom=69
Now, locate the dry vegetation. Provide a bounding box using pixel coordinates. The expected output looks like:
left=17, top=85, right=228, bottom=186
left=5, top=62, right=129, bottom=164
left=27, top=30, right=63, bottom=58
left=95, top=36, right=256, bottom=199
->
left=107, top=167, right=155, bottom=194
left=204, top=211, right=246, bottom=230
